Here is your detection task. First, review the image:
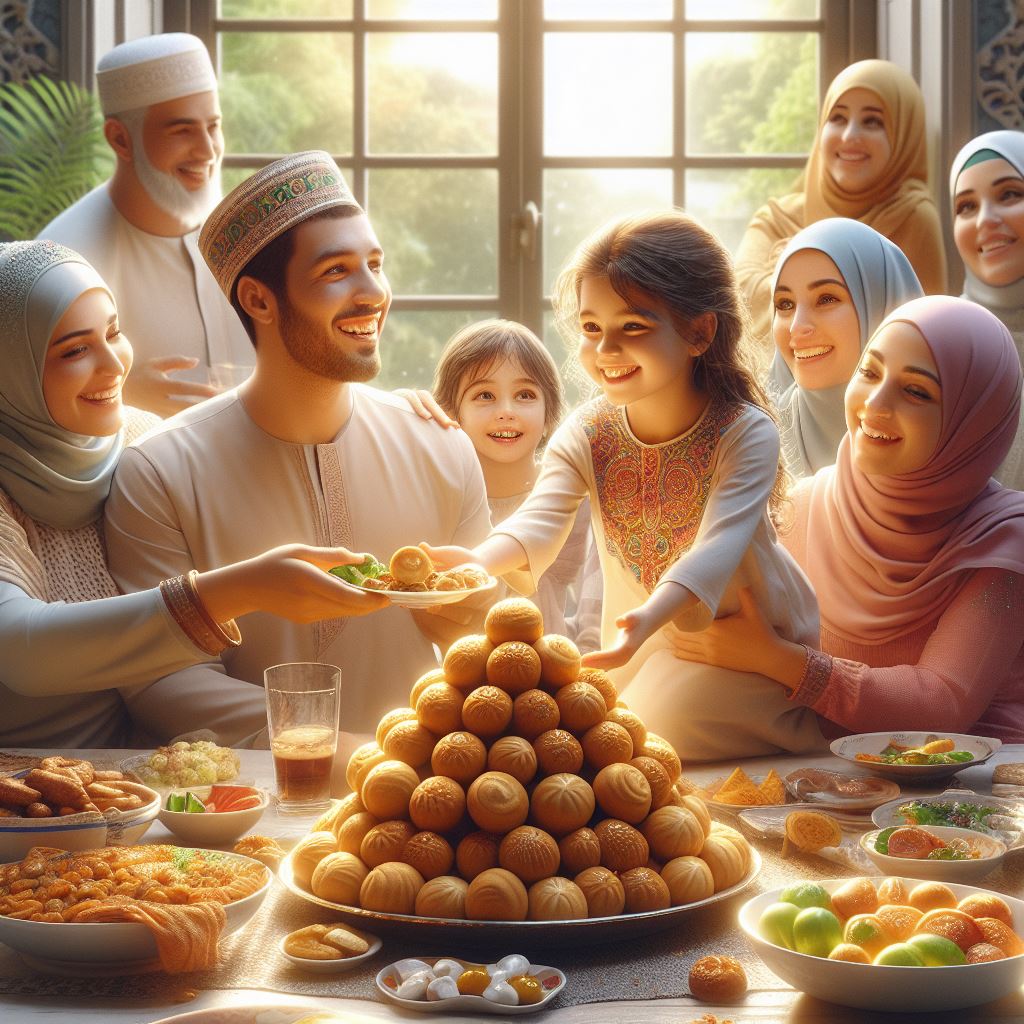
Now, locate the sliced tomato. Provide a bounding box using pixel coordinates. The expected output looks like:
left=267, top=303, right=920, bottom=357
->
left=206, top=785, right=260, bottom=812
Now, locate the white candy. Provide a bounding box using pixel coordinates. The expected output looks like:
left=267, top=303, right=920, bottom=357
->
left=483, top=979, right=520, bottom=1005
left=432, top=958, right=466, bottom=979
left=396, top=970, right=432, bottom=1000
left=485, top=965, right=509, bottom=981
left=393, top=958, right=432, bottom=982
left=496, top=953, right=530, bottom=976
left=426, top=976, right=460, bottom=1000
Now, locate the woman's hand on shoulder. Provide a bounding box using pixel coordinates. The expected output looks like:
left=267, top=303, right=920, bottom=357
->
left=393, top=388, right=459, bottom=428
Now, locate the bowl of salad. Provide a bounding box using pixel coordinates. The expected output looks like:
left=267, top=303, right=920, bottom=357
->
left=830, top=733, right=1000, bottom=781
left=860, top=825, right=1007, bottom=883
left=871, top=791, right=1024, bottom=851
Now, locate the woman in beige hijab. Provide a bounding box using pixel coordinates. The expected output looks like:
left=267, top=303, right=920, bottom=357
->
left=737, top=59, right=946, bottom=352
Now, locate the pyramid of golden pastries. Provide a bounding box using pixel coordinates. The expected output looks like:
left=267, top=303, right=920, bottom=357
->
left=296, top=598, right=752, bottom=921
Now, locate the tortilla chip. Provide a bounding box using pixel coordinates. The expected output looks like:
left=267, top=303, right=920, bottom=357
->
left=758, top=769, right=785, bottom=804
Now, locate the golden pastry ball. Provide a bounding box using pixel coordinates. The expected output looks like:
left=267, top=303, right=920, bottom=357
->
left=533, top=634, right=581, bottom=689
left=559, top=827, right=602, bottom=876
left=700, top=829, right=750, bottom=892
left=554, top=682, right=607, bottom=734
left=499, top=825, right=560, bottom=884
left=486, top=641, right=542, bottom=694
left=641, top=805, right=705, bottom=861
left=639, top=733, right=682, bottom=783
left=443, top=634, right=494, bottom=690
left=415, top=874, right=468, bottom=918
left=409, top=667, right=447, bottom=708
left=605, top=707, right=647, bottom=751
left=574, top=865, right=625, bottom=917
left=688, top=955, right=748, bottom=1003
left=360, top=759, right=420, bottom=820
left=620, top=866, right=671, bottom=913
left=401, top=830, right=454, bottom=880
left=529, top=772, right=595, bottom=836
left=310, top=850, right=369, bottom=905
left=345, top=741, right=387, bottom=794
left=375, top=707, right=418, bottom=749
left=486, top=735, right=538, bottom=785
left=359, top=861, right=425, bottom=914
left=430, top=730, right=487, bottom=786
left=359, top=819, right=417, bottom=868
left=661, top=855, right=715, bottom=905
left=629, top=756, right=673, bottom=810
left=408, top=775, right=466, bottom=833
left=681, top=793, right=712, bottom=838
left=456, top=829, right=501, bottom=881
left=415, top=683, right=465, bottom=736
left=390, top=545, right=432, bottom=584
left=484, top=597, right=544, bottom=645
left=461, top=685, right=513, bottom=740
left=592, top=762, right=652, bottom=824
left=465, top=867, right=529, bottom=921
left=533, top=729, right=584, bottom=776
left=582, top=720, right=634, bottom=770
left=381, top=719, right=437, bottom=768
left=576, top=666, right=618, bottom=710
left=511, top=689, right=560, bottom=740
left=313, top=791, right=364, bottom=836
left=595, top=818, right=649, bottom=873
left=528, top=876, right=587, bottom=921
left=291, top=830, right=338, bottom=890
left=466, top=771, right=529, bottom=834
left=335, top=810, right=380, bottom=855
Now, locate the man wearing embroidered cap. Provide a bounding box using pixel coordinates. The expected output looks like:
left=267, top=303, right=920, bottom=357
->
left=38, top=33, right=251, bottom=417
left=105, top=152, right=491, bottom=754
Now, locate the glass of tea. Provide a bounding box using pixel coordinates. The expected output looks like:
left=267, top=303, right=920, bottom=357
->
left=264, top=662, right=341, bottom=813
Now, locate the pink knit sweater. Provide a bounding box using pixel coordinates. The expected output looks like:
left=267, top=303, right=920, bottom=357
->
left=781, top=483, right=1024, bottom=743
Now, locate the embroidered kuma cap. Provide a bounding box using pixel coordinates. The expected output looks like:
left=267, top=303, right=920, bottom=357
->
left=199, top=151, right=363, bottom=299
left=96, top=33, right=217, bottom=117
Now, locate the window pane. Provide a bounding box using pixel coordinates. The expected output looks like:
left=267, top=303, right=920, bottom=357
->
left=543, top=169, right=674, bottom=292
left=368, top=34, right=498, bottom=155
left=377, top=310, right=494, bottom=390
left=545, top=34, right=673, bottom=156
left=369, top=169, right=498, bottom=295
left=545, top=0, right=671, bottom=18
left=220, top=33, right=353, bottom=154
left=220, top=0, right=353, bottom=17
left=685, top=32, right=818, bottom=155
left=686, top=0, right=818, bottom=18
left=686, top=166, right=800, bottom=255
left=369, top=0, right=497, bottom=17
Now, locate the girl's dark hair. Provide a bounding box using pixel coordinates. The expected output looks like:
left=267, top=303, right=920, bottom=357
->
left=433, top=318, right=565, bottom=441
left=552, top=210, right=790, bottom=521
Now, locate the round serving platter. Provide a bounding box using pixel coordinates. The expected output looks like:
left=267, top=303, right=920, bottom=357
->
left=278, top=846, right=761, bottom=946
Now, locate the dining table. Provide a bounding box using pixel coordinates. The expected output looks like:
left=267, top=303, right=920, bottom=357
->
left=1, top=744, right=1022, bottom=1024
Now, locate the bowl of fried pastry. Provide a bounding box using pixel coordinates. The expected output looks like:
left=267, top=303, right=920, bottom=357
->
left=0, top=756, right=160, bottom=862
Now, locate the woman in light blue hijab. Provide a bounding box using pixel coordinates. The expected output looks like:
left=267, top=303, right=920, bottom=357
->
left=768, top=217, right=924, bottom=476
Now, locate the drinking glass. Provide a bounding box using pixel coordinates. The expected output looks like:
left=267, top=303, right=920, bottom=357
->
left=264, top=662, right=341, bottom=813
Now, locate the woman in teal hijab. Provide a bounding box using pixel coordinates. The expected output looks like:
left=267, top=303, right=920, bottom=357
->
left=768, top=217, right=924, bottom=476
left=0, top=240, right=386, bottom=746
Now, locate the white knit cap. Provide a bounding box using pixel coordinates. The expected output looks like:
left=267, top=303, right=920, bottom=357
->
left=96, top=33, right=217, bottom=117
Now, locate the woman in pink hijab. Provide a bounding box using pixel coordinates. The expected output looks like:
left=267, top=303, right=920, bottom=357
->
left=674, top=295, right=1024, bottom=742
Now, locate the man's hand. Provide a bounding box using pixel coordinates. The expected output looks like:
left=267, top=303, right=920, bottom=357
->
left=123, top=356, right=219, bottom=417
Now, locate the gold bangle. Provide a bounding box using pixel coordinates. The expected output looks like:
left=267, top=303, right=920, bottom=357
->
left=159, top=575, right=224, bottom=657
left=185, top=570, right=242, bottom=649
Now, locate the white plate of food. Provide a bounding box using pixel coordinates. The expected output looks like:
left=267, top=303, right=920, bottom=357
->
left=381, top=575, right=498, bottom=609
left=700, top=768, right=788, bottom=812
left=871, top=790, right=1024, bottom=850
left=152, top=1008, right=353, bottom=1024
left=784, top=767, right=901, bottom=811
left=830, top=732, right=1001, bottom=781
left=279, top=923, right=382, bottom=974
left=376, top=955, right=565, bottom=1014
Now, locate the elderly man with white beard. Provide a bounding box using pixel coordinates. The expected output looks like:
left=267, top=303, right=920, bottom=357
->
left=39, top=34, right=252, bottom=417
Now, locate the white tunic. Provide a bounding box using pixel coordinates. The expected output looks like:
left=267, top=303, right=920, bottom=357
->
left=494, top=396, right=825, bottom=761
left=104, top=386, right=492, bottom=735
left=38, top=185, right=253, bottom=378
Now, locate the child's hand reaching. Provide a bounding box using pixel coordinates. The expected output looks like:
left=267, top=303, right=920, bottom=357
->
left=418, top=542, right=477, bottom=571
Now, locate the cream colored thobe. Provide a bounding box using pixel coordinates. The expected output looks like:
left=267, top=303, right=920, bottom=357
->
left=105, top=386, right=492, bottom=735
left=38, top=185, right=252, bottom=379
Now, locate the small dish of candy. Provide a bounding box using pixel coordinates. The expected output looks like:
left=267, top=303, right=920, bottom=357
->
left=375, top=954, right=566, bottom=1014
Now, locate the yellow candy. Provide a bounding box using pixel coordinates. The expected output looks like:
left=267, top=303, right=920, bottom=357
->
left=457, top=968, right=491, bottom=996
left=507, top=974, right=544, bottom=1005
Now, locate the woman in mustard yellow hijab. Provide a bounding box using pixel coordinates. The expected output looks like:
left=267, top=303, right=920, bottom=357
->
left=736, top=59, right=946, bottom=352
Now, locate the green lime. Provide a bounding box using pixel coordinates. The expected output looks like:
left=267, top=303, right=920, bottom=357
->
left=165, top=793, right=186, bottom=812
left=793, top=906, right=843, bottom=958
left=184, top=792, right=206, bottom=813
left=874, top=942, right=926, bottom=967
left=758, top=901, right=801, bottom=950
left=780, top=882, right=833, bottom=911
left=907, top=934, right=967, bottom=966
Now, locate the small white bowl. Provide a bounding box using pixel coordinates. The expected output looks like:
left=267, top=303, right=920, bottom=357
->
left=860, top=825, right=1007, bottom=883
left=739, top=876, right=1024, bottom=1012
left=279, top=926, right=382, bottom=973
left=830, top=732, right=1000, bottom=781
left=157, top=785, right=268, bottom=846
left=0, top=813, right=109, bottom=864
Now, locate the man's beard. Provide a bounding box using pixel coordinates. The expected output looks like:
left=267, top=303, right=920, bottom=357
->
left=129, top=126, right=221, bottom=229
left=279, top=295, right=382, bottom=383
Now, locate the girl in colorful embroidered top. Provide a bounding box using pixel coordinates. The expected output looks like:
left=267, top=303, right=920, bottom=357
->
left=432, top=319, right=602, bottom=652
left=425, top=211, right=826, bottom=760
